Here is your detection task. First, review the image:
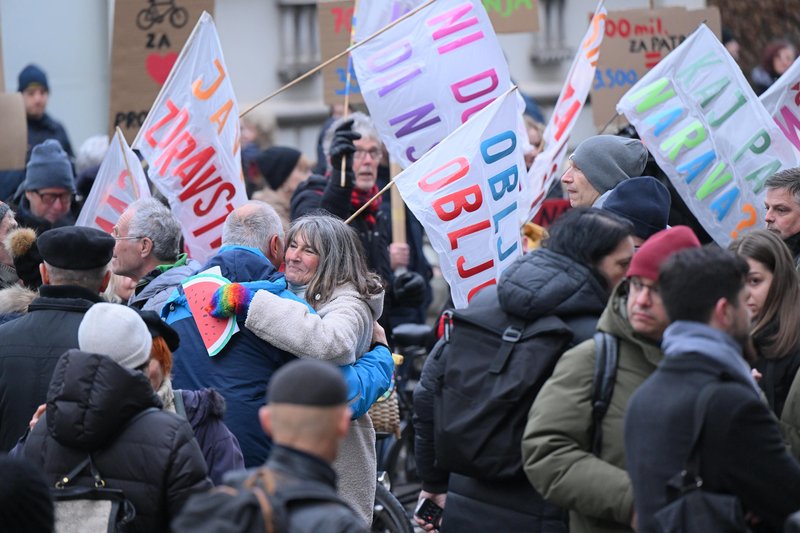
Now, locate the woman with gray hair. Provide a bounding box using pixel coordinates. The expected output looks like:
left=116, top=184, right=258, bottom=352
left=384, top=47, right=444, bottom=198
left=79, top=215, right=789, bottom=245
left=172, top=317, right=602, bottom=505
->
left=211, top=213, right=384, bottom=524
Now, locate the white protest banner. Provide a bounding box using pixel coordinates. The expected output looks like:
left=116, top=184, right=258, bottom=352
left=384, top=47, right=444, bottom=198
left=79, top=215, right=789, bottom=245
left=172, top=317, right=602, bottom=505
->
left=617, top=24, right=799, bottom=247
left=77, top=128, right=151, bottom=232
left=133, top=12, right=246, bottom=264
left=394, top=88, right=525, bottom=308
left=354, top=1, right=419, bottom=42
left=351, top=0, right=517, bottom=170
left=524, top=2, right=606, bottom=222
left=760, top=58, right=800, bottom=154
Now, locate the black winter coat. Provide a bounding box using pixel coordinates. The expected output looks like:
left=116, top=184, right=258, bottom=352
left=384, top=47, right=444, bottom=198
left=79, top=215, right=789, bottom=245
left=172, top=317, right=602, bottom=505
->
left=23, top=350, right=211, bottom=533
left=0, top=284, right=102, bottom=451
left=625, top=352, right=800, bottom=532
left=413, top=248, right=610, bottom=533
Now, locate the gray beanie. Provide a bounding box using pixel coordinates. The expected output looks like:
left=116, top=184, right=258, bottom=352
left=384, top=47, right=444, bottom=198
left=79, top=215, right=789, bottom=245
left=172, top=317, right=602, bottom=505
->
left=24, top=139, right=75, bottom=192
left=570, top=136, right=648, bottom=195
left=78, top=303, right=152, bottom=370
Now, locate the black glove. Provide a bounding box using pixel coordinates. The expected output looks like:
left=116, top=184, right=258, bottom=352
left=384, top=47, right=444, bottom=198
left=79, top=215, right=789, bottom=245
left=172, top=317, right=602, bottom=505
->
left=329, top=119, right=362, bottom=177
left=393, top=271, right=426, bottom=308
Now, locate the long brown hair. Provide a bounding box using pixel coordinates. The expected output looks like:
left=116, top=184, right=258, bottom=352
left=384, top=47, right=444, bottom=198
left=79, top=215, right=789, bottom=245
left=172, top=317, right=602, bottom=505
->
left=286, top=215, right=384, bottom=307
left=729, top=229, right=800, bottom=358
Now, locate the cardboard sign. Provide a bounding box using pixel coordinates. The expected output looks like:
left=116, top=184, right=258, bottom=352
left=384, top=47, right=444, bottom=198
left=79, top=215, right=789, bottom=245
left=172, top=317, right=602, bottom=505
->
left=318, top=0, right=364, bottom=107
left=394, top=89, right=525, bottom=308
left=617, top=24, right=798, bottom=247
left=132, top=12, right=247, bottom=264
left=591, top=6, right=720, bottom=130
left=0, top=93, right=27, bottom=171
left=482, top=0, right=539, bottom=34
left=76, top=128, right=151, bottom=232
left=524, top=3, right=605, bottom=222
left=109, top=0, right=213, bottom=143
left=351, top=0, right=519, bottom=170
left=760, top=58, right=800, bottom=154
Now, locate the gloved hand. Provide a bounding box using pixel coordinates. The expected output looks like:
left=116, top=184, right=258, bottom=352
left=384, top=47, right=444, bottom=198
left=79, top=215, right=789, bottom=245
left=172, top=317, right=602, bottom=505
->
left=206, top=283, right=256, bottom=319
left=392, top=271, right=426, bottom=308
left=329, top=118, right=361, bottom=178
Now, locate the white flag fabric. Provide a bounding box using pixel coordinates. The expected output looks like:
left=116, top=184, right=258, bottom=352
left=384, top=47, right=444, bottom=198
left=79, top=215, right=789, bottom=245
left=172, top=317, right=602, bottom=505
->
left=617, top=24, right=798, bottom=247
left=394, top=89, right=525, bottom=308
left=132, top=11, right=246, bottom=263
left=351, top=0, right=515, bottom=170
left=76, top=129, right=151, bottom=233
left=524, top=3, right=606, bottom=222
left=760, top=57, right=800, bottom=154
left=354, top=1, right=421, bottom=42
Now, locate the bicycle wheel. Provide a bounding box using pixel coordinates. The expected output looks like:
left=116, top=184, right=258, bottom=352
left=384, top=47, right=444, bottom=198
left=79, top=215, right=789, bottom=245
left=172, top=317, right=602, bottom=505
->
left=170, top=7, right=188, bottom=28
left=383, top=422, right=420, bottom=508
left=372, top=482, right=413, bottom=533
left=136, top=9, right=154, bottom=30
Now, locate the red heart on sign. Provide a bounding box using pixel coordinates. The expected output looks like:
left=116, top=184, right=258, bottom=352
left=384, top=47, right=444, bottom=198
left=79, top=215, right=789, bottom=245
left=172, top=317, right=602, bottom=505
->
left=145, top=52, right=178, bottom=85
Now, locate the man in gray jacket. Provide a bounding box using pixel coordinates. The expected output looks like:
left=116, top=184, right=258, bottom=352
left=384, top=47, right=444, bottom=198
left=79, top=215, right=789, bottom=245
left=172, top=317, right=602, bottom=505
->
left=112, top=197, right=200, bottom=311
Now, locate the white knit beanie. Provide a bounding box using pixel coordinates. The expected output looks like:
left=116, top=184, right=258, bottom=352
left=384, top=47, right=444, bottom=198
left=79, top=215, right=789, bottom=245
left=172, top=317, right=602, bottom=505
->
left=78, top=303, right=152, bottom=369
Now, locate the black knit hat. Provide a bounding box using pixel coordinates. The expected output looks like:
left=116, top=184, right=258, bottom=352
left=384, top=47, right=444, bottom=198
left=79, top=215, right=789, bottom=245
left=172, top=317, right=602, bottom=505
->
left=603, top=176, right=671, bottom=241
left=268, top=359, right=347, bottom=406
left=0, top=455, right=54, bottom=533
left=17, top=64, right=49, bottom=93
left=256, top=146, right=302, bottom=191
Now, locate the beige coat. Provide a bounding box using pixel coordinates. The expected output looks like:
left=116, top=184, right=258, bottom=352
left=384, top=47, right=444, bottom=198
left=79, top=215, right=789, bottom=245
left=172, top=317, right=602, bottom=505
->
left=245, top=283, right=384, bottom=525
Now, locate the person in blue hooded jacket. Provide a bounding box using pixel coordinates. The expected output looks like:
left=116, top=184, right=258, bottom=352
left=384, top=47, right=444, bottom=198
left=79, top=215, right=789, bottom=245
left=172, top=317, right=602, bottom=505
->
left=165, top=201, right=393, bottom=469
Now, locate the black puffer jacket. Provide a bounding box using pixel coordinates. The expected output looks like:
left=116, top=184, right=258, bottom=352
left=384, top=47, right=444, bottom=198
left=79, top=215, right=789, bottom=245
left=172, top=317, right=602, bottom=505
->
left=413, top=248, right=610, bottom=533
left=0, top=284, right=103, bottom=451
left=23, top=350, right=211, bottom=533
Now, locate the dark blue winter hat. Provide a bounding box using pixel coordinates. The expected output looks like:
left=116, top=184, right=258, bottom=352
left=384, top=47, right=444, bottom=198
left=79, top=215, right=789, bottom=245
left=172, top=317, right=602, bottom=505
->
left=17, top=64, right=49, bottom=93
left=603, top=176, right=671, bottom=241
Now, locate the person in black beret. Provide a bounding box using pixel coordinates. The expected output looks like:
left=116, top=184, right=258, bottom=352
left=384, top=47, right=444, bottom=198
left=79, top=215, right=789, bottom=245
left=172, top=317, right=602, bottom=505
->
left=173, top=359, right=367, bottom=532
left=0, top=225, right=114, bottom=451
left=251, top=146, right=311, bottom=229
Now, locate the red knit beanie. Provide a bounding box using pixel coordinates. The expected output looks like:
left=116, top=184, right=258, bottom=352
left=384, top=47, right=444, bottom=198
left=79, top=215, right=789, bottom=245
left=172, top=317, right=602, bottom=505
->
left=626, top=226, right=701, bottom=281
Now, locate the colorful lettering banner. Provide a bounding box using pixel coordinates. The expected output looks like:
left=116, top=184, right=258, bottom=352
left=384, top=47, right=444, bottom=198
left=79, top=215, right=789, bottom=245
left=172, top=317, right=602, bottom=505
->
left=617, top=24, right=799, bottom=247
left=394, top=89, right=525, bottom=308
left=355, top=0, right=538, bottom=41
left=109, top=0, right=213, bottom=142
left=760, top=58, right=800, bottom=154
left=351, top=0, right=515, bottom=169
left=132, top=12, right=247, bottom=264
left=524, top=3, right=606, bottom=222
left=76, top=128, right=151, bottom=232
left=590, top=7, right=720, bottom=130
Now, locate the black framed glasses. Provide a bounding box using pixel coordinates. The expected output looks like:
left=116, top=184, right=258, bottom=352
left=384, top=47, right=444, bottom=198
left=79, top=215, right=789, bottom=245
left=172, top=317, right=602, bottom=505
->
left=32, top=190, right=72, bottom=205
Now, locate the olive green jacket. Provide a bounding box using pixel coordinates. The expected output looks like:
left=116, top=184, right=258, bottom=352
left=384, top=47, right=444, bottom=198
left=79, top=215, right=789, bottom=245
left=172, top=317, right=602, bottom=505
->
left=521, top=283, right=663, bottom=533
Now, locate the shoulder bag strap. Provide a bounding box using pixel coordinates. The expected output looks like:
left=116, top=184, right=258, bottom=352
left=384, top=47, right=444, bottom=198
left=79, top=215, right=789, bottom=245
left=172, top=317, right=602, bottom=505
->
left=684, top=383, right=719, bottom=477
left=173, top=390, right=187, bottom=418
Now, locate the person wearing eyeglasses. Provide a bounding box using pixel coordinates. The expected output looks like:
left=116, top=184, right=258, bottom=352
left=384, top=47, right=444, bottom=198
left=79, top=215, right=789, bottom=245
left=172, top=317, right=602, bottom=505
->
left=522, top=226, right=700, bottom=533
left=12, top=139, right=77, bottom=234
left=289, top=112, right=428, bottom=344
left=111, top=197, right=201, bottom=312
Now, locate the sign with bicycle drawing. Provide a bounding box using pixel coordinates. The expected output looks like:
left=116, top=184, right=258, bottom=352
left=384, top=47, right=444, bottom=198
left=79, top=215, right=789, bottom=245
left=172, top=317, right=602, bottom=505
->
left=109, top=0, right=213, bottom=142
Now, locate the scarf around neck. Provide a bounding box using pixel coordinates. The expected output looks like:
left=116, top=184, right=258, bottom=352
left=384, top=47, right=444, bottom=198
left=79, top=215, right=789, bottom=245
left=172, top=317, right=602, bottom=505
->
left=351, top=185, right=381, bottom=228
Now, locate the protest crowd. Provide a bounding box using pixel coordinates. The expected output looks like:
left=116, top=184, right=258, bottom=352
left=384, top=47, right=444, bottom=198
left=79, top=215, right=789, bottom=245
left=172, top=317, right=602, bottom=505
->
left=4, top=1, right=800, bottom=532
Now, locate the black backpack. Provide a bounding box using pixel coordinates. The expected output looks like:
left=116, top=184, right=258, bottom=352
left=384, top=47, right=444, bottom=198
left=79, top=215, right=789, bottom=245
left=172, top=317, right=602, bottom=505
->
left=172, top=467, right=347, bottom=533
left=432, top=286, right=574, bottom=480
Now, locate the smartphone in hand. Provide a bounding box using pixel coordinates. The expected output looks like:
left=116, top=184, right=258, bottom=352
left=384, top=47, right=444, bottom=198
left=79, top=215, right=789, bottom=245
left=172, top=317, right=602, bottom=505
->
left=415, top=498, right=444, bottom=527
